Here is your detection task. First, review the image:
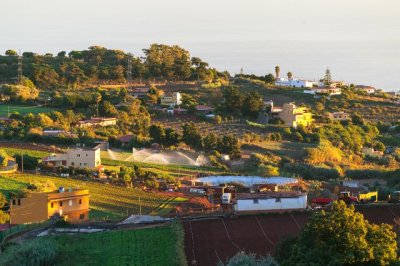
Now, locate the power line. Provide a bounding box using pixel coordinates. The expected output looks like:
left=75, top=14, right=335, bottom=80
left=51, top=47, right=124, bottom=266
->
left=127, top=53, right=132, bottom=90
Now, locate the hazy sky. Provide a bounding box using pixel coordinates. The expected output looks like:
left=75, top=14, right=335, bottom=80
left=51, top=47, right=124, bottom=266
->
left=1, top=0, right=400, bottom=89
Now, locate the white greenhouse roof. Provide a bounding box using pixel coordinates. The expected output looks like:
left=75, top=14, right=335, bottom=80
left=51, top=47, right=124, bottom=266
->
left=195, top=176, right=298, bottom=187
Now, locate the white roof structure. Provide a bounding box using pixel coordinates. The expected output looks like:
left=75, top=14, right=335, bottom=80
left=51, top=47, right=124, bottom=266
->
left=195, top=176, right=298, bottom=187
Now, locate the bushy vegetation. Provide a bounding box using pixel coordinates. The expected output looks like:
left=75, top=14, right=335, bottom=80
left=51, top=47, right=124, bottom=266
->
left=0, top=239, right=58, bottom=266
left=50, top=224, right=186, bottom=266
left=219, top=251, right=279, bottom=266
left=276, top=201, right=398, bottom=265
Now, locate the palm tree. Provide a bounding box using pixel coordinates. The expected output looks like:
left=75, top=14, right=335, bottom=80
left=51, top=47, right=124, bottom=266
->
left=275, top=66, right=280, bottom=80
left=287, top=72, right=293, bottom=80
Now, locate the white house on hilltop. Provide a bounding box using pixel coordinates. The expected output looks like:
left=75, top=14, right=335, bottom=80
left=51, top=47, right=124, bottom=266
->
left=275, top=78, right=316, bottom=88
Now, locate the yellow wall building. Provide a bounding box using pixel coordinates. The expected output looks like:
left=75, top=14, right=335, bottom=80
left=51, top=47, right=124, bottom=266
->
left=10, top=188, right=90, bottom=224
left=279, top=102, right=313, bottom=128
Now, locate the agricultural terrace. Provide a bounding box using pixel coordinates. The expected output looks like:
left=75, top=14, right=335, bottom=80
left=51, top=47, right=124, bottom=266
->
left=0, top=104, right=57, bottom=117
left=0, top=174, right=170, bottom=220
left=1, top=223, right=186, bottom=266
left=53, top=224, right=185, bottom=266
left=184, top=206, right=400, bottom=266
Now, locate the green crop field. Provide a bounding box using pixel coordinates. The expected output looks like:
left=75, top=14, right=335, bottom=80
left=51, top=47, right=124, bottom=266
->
left=0, top=174, right=170, bottom=220
left=52, top=225, right=184, bottom=266
left=0, top=104, right=57, bottom=117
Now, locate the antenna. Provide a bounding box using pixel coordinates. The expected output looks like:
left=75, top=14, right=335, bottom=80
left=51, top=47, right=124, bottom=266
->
left=126, top=53, right=132, bottom=90
left=17, top=50, right=23, bottom=85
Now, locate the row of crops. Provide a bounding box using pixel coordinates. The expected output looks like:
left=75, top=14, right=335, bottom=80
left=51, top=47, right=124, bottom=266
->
left=0, top=174, right=170, bottom=220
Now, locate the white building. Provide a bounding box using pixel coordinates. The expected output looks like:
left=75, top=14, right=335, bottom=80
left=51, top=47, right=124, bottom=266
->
left=327, top=111, right=350, bottom=121
left=160, top=92, right=182, bottom=107
left=355, top=85, right=376, bottom=94
left=234, top=192, right=307, bottom=213
left=77, top=117, right=117, bottom=128
left=304, top=87, right=342, bottom=96
left=42, top=145, right=101, bottom=169
left=275, top=78, right=316, bottom=88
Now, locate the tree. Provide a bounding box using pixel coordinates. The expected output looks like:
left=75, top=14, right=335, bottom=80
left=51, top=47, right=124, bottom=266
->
left=264, top=74, right=275, bottom=83
left=278, top=201, right=398, bottom=265
left=352, top=113, right=364, bottom=125
left=219, top=135, right=241, bottom=159
left=287, top=72, right=293, bottom=80
left=241, top=92, right=263, bottom=118
left=222, top=86, right=243, bottom=113
left=220, top=251, right=279, bottom=266
left=164, top=128, right=180, bottom=147
left=203, top=133, right=220, bottom=152
left=323, top=68, right=332, bottom=87
left=0, top=149, right=9, bottom=167
left=275, top=66, right=280, bottom=79
left=149, top=124, right=166, bottom=144
left=182, top=122, right=203, bottom=150
left=5, top=50, right=18, bottom=56
left=258, top=164, right=280, bottom=177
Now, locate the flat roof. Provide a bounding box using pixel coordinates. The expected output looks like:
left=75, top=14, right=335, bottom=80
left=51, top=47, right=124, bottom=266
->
left=235, top=191, right=306, bottom=200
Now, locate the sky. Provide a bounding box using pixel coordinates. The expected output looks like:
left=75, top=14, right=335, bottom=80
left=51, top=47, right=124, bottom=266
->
left=1, top=0, right=400, bottom=89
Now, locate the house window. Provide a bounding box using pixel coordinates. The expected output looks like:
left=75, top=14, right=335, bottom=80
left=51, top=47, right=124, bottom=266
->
left=77, top=154, right=80, bottom=157
left=275, top=198, right=281, bottom=203
left=69, top=200, right=73, bottom=206
left=79, top=199, right=82, bottom=204
left=51, top=203, right=54, bottom=208
left=71, top=162, right=75, bottom=166
left=84, top=163, right=87, bottom=166
left=18, top=199, right=21, bottom=205
left=86, top=154, right=88, bottom=157
left=60, top=201, right=63, bottom=207
left=79, top=213, right=85, bottom=220
left=253, top=199, right=259, bottom=204
left=12, top=199, right=16, bottom=205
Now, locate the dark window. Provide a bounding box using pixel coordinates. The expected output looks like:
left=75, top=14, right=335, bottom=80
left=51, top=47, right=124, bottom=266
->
left=79, top=199, right=82, bottom=204
left=51, top=203, right=54, bottom=208
left=12, top=199, right=16, bottom=205
left=17, top=199, right=21, bottom=205
left=60, top=201, right=63, bottom=207
left=79, top=213, right=85, bottom=220
left=253, top=199, right=259, bottom=204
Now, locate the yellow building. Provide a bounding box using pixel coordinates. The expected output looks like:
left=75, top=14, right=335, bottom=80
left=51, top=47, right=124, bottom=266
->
left=10, top=188, right=90, bottom=224
left=279, top=102, right=313, bottom=128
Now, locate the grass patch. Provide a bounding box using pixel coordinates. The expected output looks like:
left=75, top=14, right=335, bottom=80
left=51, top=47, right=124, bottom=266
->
left=51, top=224, right=186, bottom=266
left=151, top=197, right=188, bottom=216
left=0, top=104, right=58, bottom=116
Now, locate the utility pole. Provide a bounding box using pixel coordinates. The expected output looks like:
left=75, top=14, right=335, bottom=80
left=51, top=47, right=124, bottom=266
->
left=126, top=53, right=132, bottom=91
left=17, top=50, right=23, bottom=85
left=21, top=151, right=24, bottom=173
left=139, top=197, right=142, bottom=217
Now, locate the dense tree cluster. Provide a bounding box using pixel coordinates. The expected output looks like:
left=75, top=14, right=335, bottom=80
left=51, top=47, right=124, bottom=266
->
left=0, top=45, right=227, bottom=89
left=149, top=122, right=241, bottom=158
left=220, top=86, right=264, bottom=118
left=276, top=201, right=398, bottom=265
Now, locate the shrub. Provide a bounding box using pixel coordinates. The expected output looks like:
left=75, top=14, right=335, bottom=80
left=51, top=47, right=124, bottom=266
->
left=0, top=238, right=58, bottom=266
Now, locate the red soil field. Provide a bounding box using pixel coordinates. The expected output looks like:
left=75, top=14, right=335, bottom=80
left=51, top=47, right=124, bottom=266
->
left=183, top=206, right=400, bottom=266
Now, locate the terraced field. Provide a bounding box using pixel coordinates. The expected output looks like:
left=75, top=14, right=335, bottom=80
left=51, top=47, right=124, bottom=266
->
left=0, top=174, right=170, bottom=220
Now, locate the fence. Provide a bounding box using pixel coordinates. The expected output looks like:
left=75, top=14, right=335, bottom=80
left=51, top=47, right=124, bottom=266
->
left=0, top=221, right=47, bottom=244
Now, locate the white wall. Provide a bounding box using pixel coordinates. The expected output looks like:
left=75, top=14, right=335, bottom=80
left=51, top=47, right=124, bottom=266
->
left=235, top=195, right=307, bottom=212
